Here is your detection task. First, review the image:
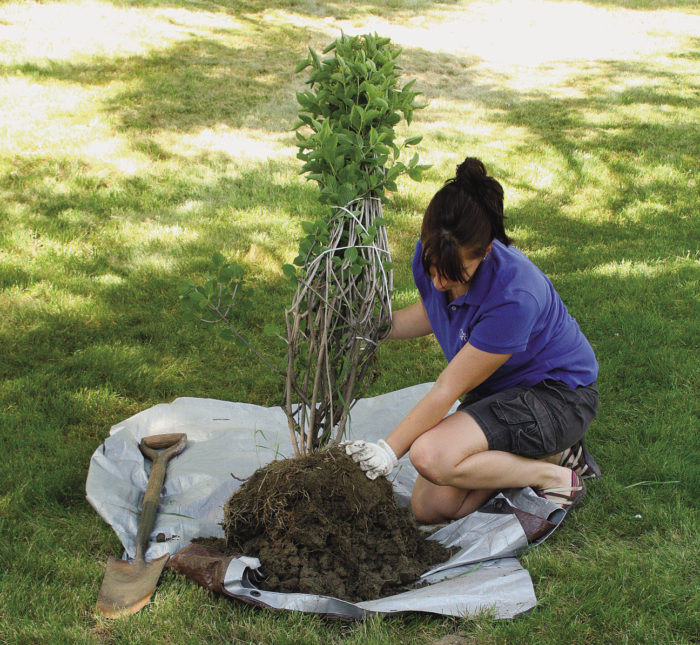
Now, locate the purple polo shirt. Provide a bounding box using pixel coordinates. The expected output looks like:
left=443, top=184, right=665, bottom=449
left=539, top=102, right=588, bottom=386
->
left=412, top=239, right=598, bottom=396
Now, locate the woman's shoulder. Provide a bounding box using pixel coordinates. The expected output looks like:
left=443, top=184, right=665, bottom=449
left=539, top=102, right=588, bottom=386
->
left=489, top=241, right=551, bottom=298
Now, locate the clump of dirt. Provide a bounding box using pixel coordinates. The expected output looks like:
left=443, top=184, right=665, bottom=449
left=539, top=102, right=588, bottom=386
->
left=220, top=447, right=452, bottom=602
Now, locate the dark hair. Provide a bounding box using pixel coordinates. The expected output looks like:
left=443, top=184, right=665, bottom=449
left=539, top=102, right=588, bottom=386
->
left=421, top=157, right=512, bottom=282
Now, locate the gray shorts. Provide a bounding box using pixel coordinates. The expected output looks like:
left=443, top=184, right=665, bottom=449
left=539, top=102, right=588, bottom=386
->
left=457, top=380, right=598, bottom=458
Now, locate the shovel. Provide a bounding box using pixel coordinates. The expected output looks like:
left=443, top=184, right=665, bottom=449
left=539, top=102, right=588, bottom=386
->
left=96, top=432, right=188, bottom=618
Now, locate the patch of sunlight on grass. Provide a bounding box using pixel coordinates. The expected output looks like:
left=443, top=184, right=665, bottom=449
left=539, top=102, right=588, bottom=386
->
left=610, top=102, right=699, bottom=125
left=128, top=249, right=179, bottom=273
left=272, top=0, right=700, bottom=92
left=525, top=246, right=560, bottom=263
left=0, top=0, right=245, bottom=64
left=243, top=243, right=283, bottom=272
left=416, top=101, right=532, bottom=148
left=508, top=225, right=538, bottom=246
left=521, top=163, right=558, bottom=191
left=175, top=200, right=205, bottom=214
left=94, top=273, right=125, bottom=286
left=0, top=77, right=150, bottom=175
left=421, top=120, right=496, bottom=139
left=619, top=200, right=672, bottom=225
left=592, top=259, right=673, bottom=278
left=156, top=126, right=296, bottom=162
left=391, top=288, right=420, bottom=307
left=137, top=220, right=199, bottom=244
left=0, top=1, right=299, bottom=176
left=1, top=282, right=95, bottom=320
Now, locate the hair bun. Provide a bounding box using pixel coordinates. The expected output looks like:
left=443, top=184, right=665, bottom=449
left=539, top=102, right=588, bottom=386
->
left=455, top=157, right=487, bottom=188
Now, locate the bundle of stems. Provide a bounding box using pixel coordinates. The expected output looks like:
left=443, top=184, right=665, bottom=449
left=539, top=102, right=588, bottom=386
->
left=283, top=196, right=392, bottom=456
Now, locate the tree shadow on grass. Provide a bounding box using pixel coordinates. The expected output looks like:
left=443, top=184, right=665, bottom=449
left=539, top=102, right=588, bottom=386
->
left=104, top=0, right=462, bottom=19
left=562, top=0, right=698, bottom=9
left=0, top=154, right=322, bottom=406
left=396, top=43, right=699, bottom=255
left=4, top=20, right=315, bottom=134
left=3, top=5, right=697, bottom=570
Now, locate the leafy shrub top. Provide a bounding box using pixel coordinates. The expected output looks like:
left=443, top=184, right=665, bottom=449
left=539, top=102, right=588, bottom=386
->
left=294, top=33, right=428, bottom=208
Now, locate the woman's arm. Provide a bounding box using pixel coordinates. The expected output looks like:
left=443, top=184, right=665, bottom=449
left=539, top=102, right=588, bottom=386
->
left=385, top=343, right=511, bottom=458
left=387, top=300, right=433, bottom=340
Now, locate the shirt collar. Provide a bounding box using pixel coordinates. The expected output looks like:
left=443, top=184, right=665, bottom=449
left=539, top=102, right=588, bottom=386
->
left=464, top=254, right=493, bottom=305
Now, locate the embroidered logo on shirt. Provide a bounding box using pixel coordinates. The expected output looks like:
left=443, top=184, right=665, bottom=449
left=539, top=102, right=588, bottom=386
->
left=459, top=329, right=468, bottom=345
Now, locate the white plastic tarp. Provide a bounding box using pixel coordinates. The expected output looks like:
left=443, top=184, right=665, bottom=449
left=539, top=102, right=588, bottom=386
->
left=86, top=384, right=561, bottom=619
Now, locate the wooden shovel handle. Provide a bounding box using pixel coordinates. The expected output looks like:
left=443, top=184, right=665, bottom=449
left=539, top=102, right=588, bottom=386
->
left=142, top=432, right=187, bottom=450
left=133, top=433, right=188, bottom=561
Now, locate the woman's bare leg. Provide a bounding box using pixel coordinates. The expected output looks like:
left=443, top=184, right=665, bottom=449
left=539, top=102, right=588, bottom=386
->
left=411, top=475, right=495, bottom=524
left=409, top=411, right=573, bottom=522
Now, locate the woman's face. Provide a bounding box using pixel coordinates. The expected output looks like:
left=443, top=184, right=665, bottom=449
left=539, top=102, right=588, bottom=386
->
left=428, top=243, right=491, bottom=293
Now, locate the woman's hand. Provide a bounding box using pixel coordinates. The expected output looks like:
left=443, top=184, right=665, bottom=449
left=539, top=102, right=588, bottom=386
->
left=385, top=344, right=512, bottom=458
left=342, top=439, right=398, bottom=480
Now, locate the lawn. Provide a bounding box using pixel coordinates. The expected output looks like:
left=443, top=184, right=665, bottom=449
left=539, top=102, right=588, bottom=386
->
left=0, top=0, right=698, bottom=643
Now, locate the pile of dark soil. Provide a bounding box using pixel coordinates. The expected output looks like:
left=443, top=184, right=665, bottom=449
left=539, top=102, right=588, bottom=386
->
left=220, top=447, right=452, bottom=602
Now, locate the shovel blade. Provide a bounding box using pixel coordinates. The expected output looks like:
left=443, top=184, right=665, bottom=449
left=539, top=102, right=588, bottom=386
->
left=95, top=554, right=170, bottom=618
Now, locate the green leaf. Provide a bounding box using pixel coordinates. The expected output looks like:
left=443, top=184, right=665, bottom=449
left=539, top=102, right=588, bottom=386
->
left=407, top=167, right=422, bottom=181
left=337, top=183, right=356, bottom=205
left=177, top=279, right=195, bottom=296
left=294, top=58, right=311, bottom=73
left=344, top=246, right=359, bottom=263
left=404, top=135, right=423, bottom=146
left=211, top=252, right=225, bottom=268
left=309, top=47, right=321, bottom=67
left=295, top=91, right=309, bottom=108
left=282, top=264, right=297, bottom=280
left=203, top=278, right=217, bottom=298
left=218, top=262, right=244, bottom=282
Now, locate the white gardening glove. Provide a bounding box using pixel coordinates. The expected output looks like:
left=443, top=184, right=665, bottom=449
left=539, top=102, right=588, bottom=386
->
left=342, top=439, right=398, bottom=480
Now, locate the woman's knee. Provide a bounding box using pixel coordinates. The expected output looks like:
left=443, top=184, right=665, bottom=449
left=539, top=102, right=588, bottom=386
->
left=409, top=413, right=490, bottom=484
left=409, top=434, right=449, bottom=485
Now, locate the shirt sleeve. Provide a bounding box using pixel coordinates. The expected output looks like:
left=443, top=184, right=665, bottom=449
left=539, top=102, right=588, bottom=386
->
left=412, top=240, right=430, bottom=300
left=468, top=289, right=540, bottom=354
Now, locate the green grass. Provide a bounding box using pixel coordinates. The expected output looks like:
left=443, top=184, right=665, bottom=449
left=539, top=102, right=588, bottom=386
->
left=1, top=0, right=698, bottom=643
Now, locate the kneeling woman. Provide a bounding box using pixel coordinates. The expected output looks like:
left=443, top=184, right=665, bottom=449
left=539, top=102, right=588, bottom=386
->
left=345, top=157, right=600, bottom=523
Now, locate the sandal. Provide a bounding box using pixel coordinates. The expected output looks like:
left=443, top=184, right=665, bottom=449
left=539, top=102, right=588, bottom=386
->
left=535, top=470, right=586, bottom=512
left=558, top=438, right=602, bottom=480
